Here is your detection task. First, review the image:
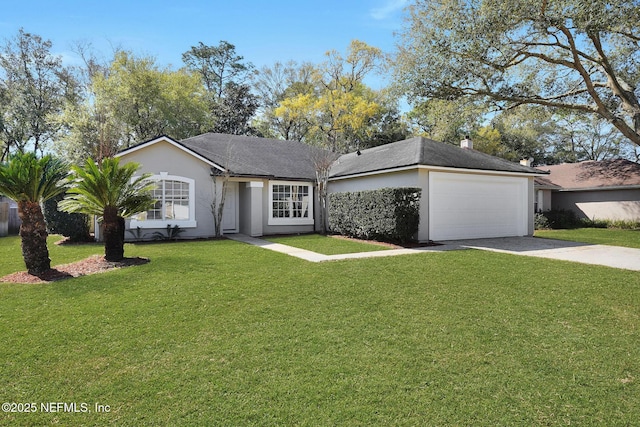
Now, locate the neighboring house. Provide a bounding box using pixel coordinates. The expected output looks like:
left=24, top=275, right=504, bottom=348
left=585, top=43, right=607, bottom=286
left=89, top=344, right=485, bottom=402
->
left=535, top=159, right=640, bottom=221
left=116, top=133, right=545, bottom=242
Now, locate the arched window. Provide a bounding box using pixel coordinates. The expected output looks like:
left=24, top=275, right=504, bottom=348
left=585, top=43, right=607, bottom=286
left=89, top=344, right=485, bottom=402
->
left=131, top=174, right=197, bottom=228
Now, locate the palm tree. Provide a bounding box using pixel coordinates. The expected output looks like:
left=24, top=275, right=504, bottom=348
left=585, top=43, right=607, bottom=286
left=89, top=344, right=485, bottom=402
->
left=60, top=157, right=156, bottom=261
left=0, top=153, right=69, bottom=275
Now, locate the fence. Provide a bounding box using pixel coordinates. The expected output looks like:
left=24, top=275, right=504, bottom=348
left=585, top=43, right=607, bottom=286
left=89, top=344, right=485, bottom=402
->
left=9, top=205, right=20, bottom=234
left=0, top=199, right=21, bottom=237
left=0, top=202, right=7, bottom=237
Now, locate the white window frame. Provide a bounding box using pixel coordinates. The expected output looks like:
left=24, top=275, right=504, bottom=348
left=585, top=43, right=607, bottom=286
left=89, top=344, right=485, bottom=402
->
left=130, top=173, right=197, bottom=228
left=268, top=181, right=314, bottom=226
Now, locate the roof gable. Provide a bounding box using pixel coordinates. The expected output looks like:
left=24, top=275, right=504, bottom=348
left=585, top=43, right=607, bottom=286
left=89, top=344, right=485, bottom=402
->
left=118, top=133, right=327, bottom=181
left=538, top=159, right=640, bottom=190
left=116, top=135, right=225, bottom=172
left=330, top=137, right=543, bottom=178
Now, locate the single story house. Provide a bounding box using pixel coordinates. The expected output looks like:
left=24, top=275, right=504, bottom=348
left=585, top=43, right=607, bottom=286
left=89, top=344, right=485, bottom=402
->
left=115, top=133, right=323, bottom=239
left=535, top=159, right=640, bottom=221
left=116, top=133, right=545, bottom=242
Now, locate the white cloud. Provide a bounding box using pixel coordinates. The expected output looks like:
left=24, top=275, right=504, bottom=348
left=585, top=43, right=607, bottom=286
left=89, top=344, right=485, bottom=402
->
left=370, top=0, right=409, bottom=20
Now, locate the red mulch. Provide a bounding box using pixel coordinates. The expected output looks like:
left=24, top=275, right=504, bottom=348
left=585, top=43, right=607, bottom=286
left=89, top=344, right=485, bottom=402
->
left=0, top=255, right=150, bottom=284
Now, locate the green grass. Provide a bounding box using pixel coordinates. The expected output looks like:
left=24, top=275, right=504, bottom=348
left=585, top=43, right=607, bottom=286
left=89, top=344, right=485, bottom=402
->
left=536, top=227, right=640, bottom=249
left=264, top=233, right=393, bottom=255
left=1, top=236, right=639, bottom=425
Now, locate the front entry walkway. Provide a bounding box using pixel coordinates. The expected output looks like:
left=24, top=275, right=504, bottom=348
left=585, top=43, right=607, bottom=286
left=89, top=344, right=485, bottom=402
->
left=226, top=234, right=451, bottom=262
left=228, top=234, right=640, bottom=271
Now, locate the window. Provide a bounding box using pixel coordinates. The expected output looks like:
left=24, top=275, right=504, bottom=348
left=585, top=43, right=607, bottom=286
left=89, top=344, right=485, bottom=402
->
left=268, top=181, right=314, bottom=225
left=131, top=174, right=196, bottom=228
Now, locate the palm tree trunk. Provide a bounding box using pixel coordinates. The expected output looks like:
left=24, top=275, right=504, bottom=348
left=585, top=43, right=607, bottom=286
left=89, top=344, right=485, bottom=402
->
left=17, top=200, right=51, bottom=275
left=103, top=206, right=125, bottom=261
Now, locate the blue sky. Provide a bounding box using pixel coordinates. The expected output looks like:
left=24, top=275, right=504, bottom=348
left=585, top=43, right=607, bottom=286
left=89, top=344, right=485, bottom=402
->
left=0, top=0, right=409, bottom=76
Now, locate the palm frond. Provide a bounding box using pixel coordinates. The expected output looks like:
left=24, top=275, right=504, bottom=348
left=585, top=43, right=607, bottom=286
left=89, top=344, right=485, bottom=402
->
left=60, top=157, right=156, bottom=218
left=0, top=152, right=69, bottom=203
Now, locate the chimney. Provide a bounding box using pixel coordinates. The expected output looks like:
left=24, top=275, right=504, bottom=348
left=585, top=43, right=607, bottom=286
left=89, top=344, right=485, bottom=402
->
left=520, top=157, right=534, bottom=167
left=460, top=136, right=473, bottom=149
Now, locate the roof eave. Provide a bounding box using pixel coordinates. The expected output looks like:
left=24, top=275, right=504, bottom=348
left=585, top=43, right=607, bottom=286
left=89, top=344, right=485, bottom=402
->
left=556, top=184, right=640, bottom=192
left=330, top=164, right=546, bottom=181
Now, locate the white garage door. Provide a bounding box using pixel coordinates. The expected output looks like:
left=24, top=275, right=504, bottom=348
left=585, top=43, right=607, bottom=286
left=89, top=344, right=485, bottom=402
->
left=429, top=172, right=528, bottom=241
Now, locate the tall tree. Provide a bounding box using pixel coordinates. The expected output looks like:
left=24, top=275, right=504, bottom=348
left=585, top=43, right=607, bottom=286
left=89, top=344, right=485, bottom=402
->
left=406, top=99, right=486, bottom=145
left=182, top=41, right=254, bottom=98
left=92, top=51, right=207, bottom=145
left=0, top=153, right=68, bottom=274
left=0, top=29, right=77, bottom=160
left=269, top=40, right=401, bottom=152
left=394, top=0, right=640, bottom=147
left=552, top=112, right=626, bottom=162
left=183, top=41, right=258, bottom=135
left=57, top=50, right=207, bottom=161
left=60, top=158, right=156, bottom=262
left=53, top=43, right=123, bottom=164
left=490, top=106, right=560, bottom=164
left=253, top=61, right=317, bottom=140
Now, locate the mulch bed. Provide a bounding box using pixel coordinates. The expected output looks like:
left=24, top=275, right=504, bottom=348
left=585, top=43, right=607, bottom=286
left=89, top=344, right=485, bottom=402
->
left=0, top=255, right=150, bottom=284
left=328, top=234, right=440, bottom=248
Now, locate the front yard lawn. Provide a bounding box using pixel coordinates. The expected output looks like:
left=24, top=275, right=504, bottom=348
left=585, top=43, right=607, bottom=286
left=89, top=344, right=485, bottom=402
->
left=264, top=233, right=394, bottom=255
left=0, top=235, right=638, bottom=425
left=535, top=227, right=640, bottom=249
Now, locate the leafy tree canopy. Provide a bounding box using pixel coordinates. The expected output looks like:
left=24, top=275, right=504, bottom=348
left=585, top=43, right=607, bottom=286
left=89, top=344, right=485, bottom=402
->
left=0, top=29, right=77, bottom=160
left=267, top=40, right=407, bottom=152
left=393, top=0, right=640, bottom=146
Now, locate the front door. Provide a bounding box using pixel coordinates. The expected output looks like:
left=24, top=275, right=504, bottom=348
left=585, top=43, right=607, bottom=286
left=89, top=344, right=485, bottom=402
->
left=222, top=182, right=238, bottom=233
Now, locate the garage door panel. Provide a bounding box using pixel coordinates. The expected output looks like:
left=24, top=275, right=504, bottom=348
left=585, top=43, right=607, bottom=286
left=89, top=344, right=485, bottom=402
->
left=429, top=172, right=527, bottom=240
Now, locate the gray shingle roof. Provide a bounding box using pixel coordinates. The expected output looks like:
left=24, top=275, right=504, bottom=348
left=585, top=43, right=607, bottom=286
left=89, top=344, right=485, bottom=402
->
left=179, top=133, right=323, bottom=181
left=329, top=136, right=543, bottom=178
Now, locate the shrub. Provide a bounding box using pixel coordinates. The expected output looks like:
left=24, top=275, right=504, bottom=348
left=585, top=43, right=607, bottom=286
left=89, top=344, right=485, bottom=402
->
left=44, top=193, right=92, bottom=242
left=328, top=187, right=421, bottom=243
left=538, top=209, right=581, bottom=229
left=606, top=219, right=640, bottom=229
left=152, top=225, right=186, bottom=241
left=581, top=218, right=640, bottom=230
left=580, top=217, right=609, bottom=228
left=538, top=210, right=640, bottom=230
left=534, top=213, right=550, bottom=230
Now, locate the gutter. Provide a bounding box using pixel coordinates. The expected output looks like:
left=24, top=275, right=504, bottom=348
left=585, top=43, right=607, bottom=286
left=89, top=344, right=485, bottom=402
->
left=555, top=184, right=640, bottom=192
left=329, top=164, right=548, bottom=181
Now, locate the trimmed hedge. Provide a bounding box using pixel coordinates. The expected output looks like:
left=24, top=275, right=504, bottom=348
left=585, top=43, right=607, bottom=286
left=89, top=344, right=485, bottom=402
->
left=328, top=187, right=421, bottom=243
left=537, top=209, right=581, bottom=229
left=44, top=193, right=92, bottom=242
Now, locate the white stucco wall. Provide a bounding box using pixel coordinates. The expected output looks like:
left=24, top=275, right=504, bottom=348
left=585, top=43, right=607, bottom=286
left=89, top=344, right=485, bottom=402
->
left=119, top=140, right=319, bottom=239
left=328, top=167, right=536, bottom=241
left=118, top=140, right=219, bottom=239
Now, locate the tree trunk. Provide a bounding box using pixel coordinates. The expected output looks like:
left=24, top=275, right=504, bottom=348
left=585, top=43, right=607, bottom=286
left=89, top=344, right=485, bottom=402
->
left=17, top=200, right=51, bottom=275
left=103, top=206, right=125, bottom=261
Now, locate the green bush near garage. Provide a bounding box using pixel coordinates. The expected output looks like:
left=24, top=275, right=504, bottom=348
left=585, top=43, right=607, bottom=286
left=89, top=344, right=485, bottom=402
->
left=328, top=187, right=420, bottom=243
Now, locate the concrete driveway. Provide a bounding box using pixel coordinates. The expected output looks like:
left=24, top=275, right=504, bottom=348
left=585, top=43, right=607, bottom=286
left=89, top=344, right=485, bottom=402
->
left=443, top=237, right=640, bottom=271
